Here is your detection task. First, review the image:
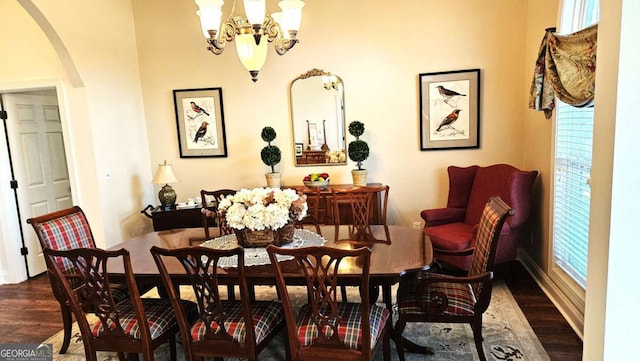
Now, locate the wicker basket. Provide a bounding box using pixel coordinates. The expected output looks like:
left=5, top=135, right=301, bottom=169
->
left=235, top=223, right=295, bottom=248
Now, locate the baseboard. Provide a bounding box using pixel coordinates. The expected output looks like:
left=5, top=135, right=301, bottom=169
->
left=518, top=251, right=585, bottom=340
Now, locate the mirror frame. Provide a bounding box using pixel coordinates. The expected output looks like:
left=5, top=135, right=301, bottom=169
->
left=289, top=68, right=346, bottom=167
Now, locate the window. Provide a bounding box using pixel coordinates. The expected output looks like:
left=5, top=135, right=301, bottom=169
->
left=552, top=0, right=599, bottom=289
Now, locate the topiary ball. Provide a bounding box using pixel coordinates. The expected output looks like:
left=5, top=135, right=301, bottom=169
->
left=261, top=126, right=277, bottom=143
left=348, top=121, right=365, bottom=138
left=261, top=145, right=281, bottom=167
left=348, top=139, right=369, bottom=163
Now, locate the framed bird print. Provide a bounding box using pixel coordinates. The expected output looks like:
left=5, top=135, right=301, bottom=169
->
left=173, top=87, right=228, bottom=158
left=419, top=69, right=480, bottom=150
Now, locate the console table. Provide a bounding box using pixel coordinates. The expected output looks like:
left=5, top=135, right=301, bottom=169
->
left=141, top=205, right=215, bottom=231
left=285, top=183, right=385, bottom=225
left=141, top=183, right=385, bottom=231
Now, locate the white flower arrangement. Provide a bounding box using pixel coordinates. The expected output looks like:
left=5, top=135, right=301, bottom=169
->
left=217, top=188, right=308, bottom=231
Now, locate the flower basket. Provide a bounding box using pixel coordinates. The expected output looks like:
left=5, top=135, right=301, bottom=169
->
left=216, top=188, right=306, bottom=248
left=235, top=222, right=295, bottom=248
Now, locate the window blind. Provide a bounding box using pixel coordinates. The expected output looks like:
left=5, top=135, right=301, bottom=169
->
left=553, top=102, right=593, bottom=288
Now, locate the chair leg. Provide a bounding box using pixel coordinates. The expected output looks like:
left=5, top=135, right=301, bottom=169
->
left=394, top=316, right=435, bottom=357
left=393, top=319, right=407, bottom=361
left=248, top=284, right=256, bottom=301
left=341, top=285, right=348, bottom=302
left=472, top=318, right=487, bottom=361
left=59, top=304, right=73, bottom=354
left=169, top=333, right=177, bottom=361
left=226, top=284, right=235, bottom=301
left=383, top=321, right=391, bottom=361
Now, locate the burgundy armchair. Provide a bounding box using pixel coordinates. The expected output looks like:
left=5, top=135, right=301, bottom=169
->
left=421, top=164, right=538, bottom=272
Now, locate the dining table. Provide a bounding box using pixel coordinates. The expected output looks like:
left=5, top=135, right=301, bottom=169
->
left=107, top=224, right=433, bottom=311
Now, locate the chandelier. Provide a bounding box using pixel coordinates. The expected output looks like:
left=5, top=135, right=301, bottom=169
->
left=195, top=0, right=305, bottom=82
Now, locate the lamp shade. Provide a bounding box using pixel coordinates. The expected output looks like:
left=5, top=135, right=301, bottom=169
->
left=278, top=0, right=304, bottom=33
left=195, top=0, right=224, bottom=38
left=152, top=161, right=178, bottom=184
left=243, top=0, right=266, bottom=26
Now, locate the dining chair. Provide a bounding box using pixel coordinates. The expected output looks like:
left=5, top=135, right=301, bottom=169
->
left=266, top=245, right=391, bottom=361
left=27, top=206, right=152, bottom=354
left=394, top=196, right=514, bottom=361
left=294, top=186, right=322, bottom=234
left=44, top=247, right=194, bottom=361
left=151, top=246, right=285, bottom=361
left=200, top=188, right=236, bottom=239
left=199, top=189, right=240, bottom=300
left=330, top=185, right=390, bottom=243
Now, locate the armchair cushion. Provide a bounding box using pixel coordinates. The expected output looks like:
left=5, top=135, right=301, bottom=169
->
left=427, top=222, right=475, bottom=251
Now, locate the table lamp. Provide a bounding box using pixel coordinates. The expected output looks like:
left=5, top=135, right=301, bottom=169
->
left=152, top=160, right=178, bottom=210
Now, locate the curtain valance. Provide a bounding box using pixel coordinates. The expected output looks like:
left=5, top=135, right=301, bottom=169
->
left=529, top=24, right=597, bottom=119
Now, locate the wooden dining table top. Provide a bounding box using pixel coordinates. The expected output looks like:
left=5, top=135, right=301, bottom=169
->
left=106, top=224, right=433, bottom=287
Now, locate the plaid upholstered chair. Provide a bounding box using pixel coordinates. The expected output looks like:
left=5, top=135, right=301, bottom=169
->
left=151, top=246, right=285, bottom=361
left=44, top=247, right=193, bottom=361
left=27, top=206, right=138, bottom=354
left=267, top=245, right=391, bottom=361
left=395, top=196, right=514, bottom=361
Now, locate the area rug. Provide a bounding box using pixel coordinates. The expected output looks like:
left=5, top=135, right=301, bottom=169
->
left=43, top=282, right=549, bottom=361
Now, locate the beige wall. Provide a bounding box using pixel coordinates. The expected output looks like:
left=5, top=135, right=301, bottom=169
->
left=134, top=0, right=529, bottom=228
left=0, top=0, right=156, bottom=272
left=32, top=0, right=155, bottom=243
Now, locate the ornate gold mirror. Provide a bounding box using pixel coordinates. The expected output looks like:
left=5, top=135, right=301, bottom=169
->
left=289, top=68, right=346, bottom=166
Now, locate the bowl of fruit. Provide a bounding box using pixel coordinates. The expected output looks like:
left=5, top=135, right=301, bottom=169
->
left=303, top=172, right=330, bottom=190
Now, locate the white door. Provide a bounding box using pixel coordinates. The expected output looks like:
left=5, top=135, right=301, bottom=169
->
left=2, top=90, right=72, bottom=276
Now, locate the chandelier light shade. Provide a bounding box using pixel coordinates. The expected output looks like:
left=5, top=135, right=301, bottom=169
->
left=195, top=0, right=305, bottom=82
left=235, top=33, right=268, bottom=77
left=152, top=160, right=179, bottom=210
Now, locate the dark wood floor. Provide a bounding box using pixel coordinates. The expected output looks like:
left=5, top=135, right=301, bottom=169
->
left=505, top=262, right=583, bottom=361
left=0, top=261, right=582, bottom=360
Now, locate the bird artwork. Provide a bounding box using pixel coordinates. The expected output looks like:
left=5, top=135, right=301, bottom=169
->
left=436, top=109, right=462, bottom=132
left=190, top=101, right=210, bottom=116
left=436, top=85, right=466, bottom=105
left=193, top=121, right=209, bottom=143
